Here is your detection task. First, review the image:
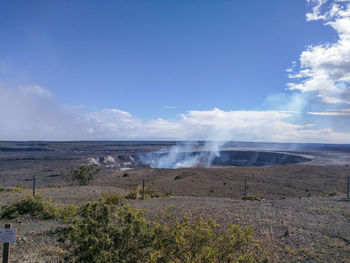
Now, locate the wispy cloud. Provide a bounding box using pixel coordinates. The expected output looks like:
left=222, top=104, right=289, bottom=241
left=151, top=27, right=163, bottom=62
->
left=1, top=84, right=350, bottom=142
left=2, top=1, right=350, bottom=143
left=287, top=0, right=350, bottom=104
left=307, top=111, right=350, bottom=115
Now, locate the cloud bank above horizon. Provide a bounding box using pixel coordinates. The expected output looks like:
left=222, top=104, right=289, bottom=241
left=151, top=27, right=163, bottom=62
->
left=1, top=84, right=350, bottom=142
left=1, top=0, right=350, bottom=143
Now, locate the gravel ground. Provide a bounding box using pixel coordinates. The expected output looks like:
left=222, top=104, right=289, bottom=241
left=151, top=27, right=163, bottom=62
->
left=1, top=191, right=349, bottom=262
left=0, top=166, right=349, bottom=262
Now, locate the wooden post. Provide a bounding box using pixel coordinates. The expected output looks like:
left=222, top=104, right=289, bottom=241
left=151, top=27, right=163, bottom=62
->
left=243, top=176, right=247, bottom=201
left=32, top=176, right=36, bottom=197
left=347, top=176, right=349, bottom=200
left=142, top=179, right=145, bottom=200
left=2, top=224, right=11, bottom=263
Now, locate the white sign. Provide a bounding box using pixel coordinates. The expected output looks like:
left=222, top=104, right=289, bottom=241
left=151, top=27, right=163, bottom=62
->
left=0, top=228, right=16, bottom=243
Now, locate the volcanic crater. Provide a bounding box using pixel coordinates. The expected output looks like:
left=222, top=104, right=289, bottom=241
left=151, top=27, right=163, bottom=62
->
left=135, top=150, right=312, bottom=168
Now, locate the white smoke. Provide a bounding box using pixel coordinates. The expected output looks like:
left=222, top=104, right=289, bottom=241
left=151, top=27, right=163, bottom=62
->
left=139, top=141, right=223, bottom=169
left=140, top=0, right=350, bottom=168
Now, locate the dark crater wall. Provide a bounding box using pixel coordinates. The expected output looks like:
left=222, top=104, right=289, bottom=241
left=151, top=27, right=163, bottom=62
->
left=210, top=151, right=310, bottom=166
left=0, top=147, right=53, bottom=152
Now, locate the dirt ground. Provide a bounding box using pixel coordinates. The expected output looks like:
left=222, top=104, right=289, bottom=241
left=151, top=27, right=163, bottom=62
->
left=0, top=165, right=349, bottom=262
left=95, top=165, right=350, bottom=200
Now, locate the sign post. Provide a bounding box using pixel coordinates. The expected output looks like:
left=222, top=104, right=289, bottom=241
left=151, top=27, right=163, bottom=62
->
left=1, top=224, right=16, bottom=263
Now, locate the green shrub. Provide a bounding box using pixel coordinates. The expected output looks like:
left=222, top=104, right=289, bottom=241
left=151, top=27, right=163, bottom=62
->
left=59, top=205, right=79, bottom=222
left=321, top=189, right=337, bottom=197
left=124, top=189, right=138, bottom=199
left=0, top=184, right=28, bottom=192
left=61, top=197, right=268, bottom=263
left=143, top=185, right=164, bottom=198
left=62, top=165, right=101, bottom=185
left=47, top=184, right=62, bottom=188
left=61, top=199, right=154, bottom=263
left=151, top=209, right=266, bottom=263
left=101, top=193, right=125, bottom=205
left=0, top=196, right=78, bottom=220
left=9, top=184, right=28, bottom=191
left=244, top=194, right=262, bottom=201
left=328, top=189, right=337, bottom=196
left=124, top=185, right=170, bottom=200
left=164, top=191, right=173, bottom=197
left=0, top=196, right=58, bottom=219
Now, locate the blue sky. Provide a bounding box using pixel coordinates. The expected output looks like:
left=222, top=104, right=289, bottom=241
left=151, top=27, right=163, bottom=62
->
left=1, top=0, right=350, bottom=142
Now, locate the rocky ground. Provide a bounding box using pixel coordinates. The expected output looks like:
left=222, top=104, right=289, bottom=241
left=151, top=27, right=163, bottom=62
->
left=0, top=164, right=349, bottom=262
left=1, top=141, right=350, bottom=262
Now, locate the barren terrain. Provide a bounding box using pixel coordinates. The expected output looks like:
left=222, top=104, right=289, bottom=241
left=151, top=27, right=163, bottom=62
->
left=0, top=141, right=349, bottom=262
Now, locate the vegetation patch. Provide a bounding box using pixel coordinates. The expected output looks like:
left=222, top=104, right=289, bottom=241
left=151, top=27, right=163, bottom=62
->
left=244, top=194, right=263, bottom=201
left=0, top=196, right=78, bottom=221
left=62, top=165, right=101, bottom=185
left=0, top=184, right=28, bottom=192
left=60, top=196, right=268, bottom=263
left=124, top=185, right=172, bottom=200
left=320, top=189, right=337, bottom=197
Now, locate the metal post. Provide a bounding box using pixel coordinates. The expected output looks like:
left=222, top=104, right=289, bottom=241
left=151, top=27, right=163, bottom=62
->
left=244, top=176, right=247, bottom=201
left=347, top=176, right=349, bottom=199
left=2, top=224, right=11, bottom=263
left=142, top=179, right=145, bottom=200
left=32, top=176, right=36, bottom=197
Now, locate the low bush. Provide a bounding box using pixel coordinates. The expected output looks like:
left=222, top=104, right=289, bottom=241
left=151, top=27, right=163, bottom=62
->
left=61, top=199, right=154, bottom=262
left=101, top=193, right=125, bottom=205
left=143, top=185, right=167, bottom=198
left=1, top=196, right=58, bottom=219
left=124, top=189, right=138, bottom=199
left=321, top=189, right=337, bottom=197
left=244, top=194, right=263, bottom=201
left=0, top=196, right=78, bottom=220
left=61, top=196, right=268, bottom=263
left=47, top=184, right=62, bottom=188
left=59, top=205, right=79, bottom=222
left=124, top=185, right=172, bottom=200
left=62, top=165, right=101, bottom=186
left=152, top=208, right=267, bottom=263
left=0, top=184, right=28, bottom=192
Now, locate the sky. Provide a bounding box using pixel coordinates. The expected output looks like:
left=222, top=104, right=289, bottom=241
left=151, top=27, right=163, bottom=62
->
left=0, top=0, right=350, bottom=142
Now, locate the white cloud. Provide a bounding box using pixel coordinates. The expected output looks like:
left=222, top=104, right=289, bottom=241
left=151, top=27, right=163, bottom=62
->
left=288, top=0, right=350, bottom=104
left=1, top=85, right=350, bottom=142
left=307, top=111, right=350, bottom=115
left=306, top=0, right=329, bottom=21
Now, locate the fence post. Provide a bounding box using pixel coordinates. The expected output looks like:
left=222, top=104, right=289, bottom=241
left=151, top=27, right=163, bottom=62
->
left=2, top=224, right=11, bottom=263
left=32, top=176, right=36, bottom=197
left=142, top=179, right=145, bottom=200
left=243, top=176, right=247, bottom=201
